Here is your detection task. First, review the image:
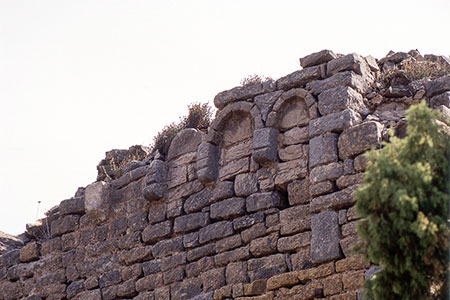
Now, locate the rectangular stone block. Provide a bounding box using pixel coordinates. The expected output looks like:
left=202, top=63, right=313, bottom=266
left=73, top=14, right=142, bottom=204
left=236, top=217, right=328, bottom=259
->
left=211, top=197, right=246, bottom=220
left=277, top=66, right=321, bottom=90
left=338, top=121, right=382, bottom=159
left=142, top=221, right=172, bottom=244
left=51, top=215, right=80, bottom=237
left=306, top=71, right=370, bottom=95
left=218, top=157, right=249, bottom=180
left=310, top=162, right=343, bottom=183
left=199, top=221, right=233, bottom=244
left=279, top=204, right=310, bottom=235
left=310, top=186, right=358, bottom=213
left=297, top=262, right=334, bottom=282
left=274, top=158, right=308, bottom=187
left=233, top=212, right=265, bottom=231
left=186, top=243, right=215, bottom=262
left=277, top=231, right=311, bottom=252
left=216, top=234, right=243, bottom=253
left=311, top=211, right=342, bottom=263
left=215, top=246, right=250, bottom=267
left=287, top=179, right=310, bottom=205
left=309, top=109, right=362, bottom=137
left=234, top=173, right=258, bottom=197
left=174, top=212, right=210, bottom=234
left=60, top=197, right=85, bottom=215
left=327, top=53, right=370, bottom=77
left=152, top=237, right=184, bottom=258
left=309, top=133, right=338, bottom=168
left=281, top=126, right=309, bottom=146
left=247, top=253, right=287, bottom=282
left=246, top=192, right=281, bottom=213
left=318, top=86, right=366, bottom=116
left=300, top=50, right=337, bottom=68
left=279, top=144, right=308, bottom=162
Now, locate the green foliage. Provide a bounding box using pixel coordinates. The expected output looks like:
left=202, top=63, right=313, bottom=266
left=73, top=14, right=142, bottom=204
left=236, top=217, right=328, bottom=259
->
left=355, top=101, right=450, bottom=300
left=150, top=102, right=213, bottom=156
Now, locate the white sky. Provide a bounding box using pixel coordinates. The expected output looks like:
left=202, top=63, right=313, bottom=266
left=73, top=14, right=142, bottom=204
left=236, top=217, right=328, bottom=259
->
left=1, top=0, right=449, bottom=235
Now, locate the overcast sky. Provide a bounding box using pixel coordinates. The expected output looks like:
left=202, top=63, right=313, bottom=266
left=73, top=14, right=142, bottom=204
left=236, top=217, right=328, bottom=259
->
left=1, top=0, right=449, bottom=235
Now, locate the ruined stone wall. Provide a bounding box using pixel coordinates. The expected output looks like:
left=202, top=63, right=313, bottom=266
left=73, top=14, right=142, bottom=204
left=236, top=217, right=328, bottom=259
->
left=1, top=50, right=449, bottom=300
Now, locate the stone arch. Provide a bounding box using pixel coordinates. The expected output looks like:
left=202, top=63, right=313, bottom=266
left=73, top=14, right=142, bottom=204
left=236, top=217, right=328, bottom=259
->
left=267, top=88, right=316, bottom=131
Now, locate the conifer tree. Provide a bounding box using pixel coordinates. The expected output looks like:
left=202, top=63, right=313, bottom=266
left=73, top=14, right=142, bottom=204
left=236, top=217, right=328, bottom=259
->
left=355, top=101, right=450, bottom=300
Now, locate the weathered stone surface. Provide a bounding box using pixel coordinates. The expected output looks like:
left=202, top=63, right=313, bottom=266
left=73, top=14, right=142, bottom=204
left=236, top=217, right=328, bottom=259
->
left=425, top=75, right=450, bottom=97
left=187, top=243, right=215, bottom=262
left=318, top=86, right=366, bottom=116
left=267, top=271, right=300, bottom=290
left=234, top=173, right=258, bottom=197
left=216, top=234, right=242, bottom=253
left=174, top=212, right=210, bottom=234
left=51, top=215, right=80, bottom=237
left=60, top=197, right=85, bottom=215
left=241, top=223, right=267, bottom=244
left=338, top=121, right=382, bottom=159
left=430, top=91, right=450, bottom=108
left=255, top=91, right=284, bottom=122
left=196, top=142, right=220, bottom=184
left=307, top=71, right=370, bottom=95
left=280, top=205, right=310, bottom=235
left=277, top=66, right=321, bottom=90
left=310, top=181, right=335, bottom=197
left=211, top=198, right=245, bottom=220
left=249, top=233, right=278, bottom=257
left=127, top=211, right=148, bottom=232
left=233, top=212, right=265, bottom=231
left=327, top=53, right=370, bottom=77
left=202, top=267, right=226, bottom=291
left=19, top=242, right=39, bottom=262
left=152, top=237, right=183, bottom=258
left=279, top=144, right=308, bottom=162
left=281, top=126, right=309, bottom=145
left=277, top=231, right=311, bottom=252
left=311, top=211, right=341, bottom=263
left=336, top=173, right=365, bottom=189
left=199, top=221, right=234, bottom=244
left=300, top=50, right=337, bottom=68
left=278, top=99, right=310, bottom=130
left=310, top=185, right=358, bottom=213
left=274, top=158, right=308, bottom=188
left=247, top=254, right=287, bottom=281
left=186, top=257, right=214, bottom=278
left=309, top=133, right=338, bottom=168
left=215, top=246, right=250, bottom=267
left=246, top=192, right=281, bottom=213
left=142, top=221, right=172, bottom=244
left=309, top=109, right=361, bottom=137
left=223, top=139, right=252, bottom=163
left=310, top=162, right=343, bottom=183
left=167, top=128, right=202, bottom=161
left=136, top=273, right=163, bottom=292
left=167, top=165, right=187, bottom=189
left=219, top=157, right=249, bottom=180
left=184, top=181, right=234, bottom=213
left=143, top=183, right=166, bottom=201
left=161, top=252, right=186, bottom=271
left=145, top=159, right=167, bottom=185
left=171, top=277, right=202, bottom=300
left=120, top=246, right=153, bottom=265
left=84, top=181, right=107, bottom=220
left=214, top=82, right=270, bottom=109
left=287, top=179, right=310, bottom=205
left=365, top=55, right=379, bottom=72
left=252, top=128, right=278, bottom=164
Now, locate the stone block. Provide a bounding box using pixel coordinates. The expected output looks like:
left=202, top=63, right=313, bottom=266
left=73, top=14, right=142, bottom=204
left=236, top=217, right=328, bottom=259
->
left=84, top=181, right=107, bottom=221
left=67, top=280, right=84, bottom=298
left=309, top=109, right=361, bottom=137
left=338, top=121, right=382, bottom=159
left=142, top=221, right=172, bottom=244
left=274, top=158, right=308, bottom=188
left=216, top=234, right=243, bottom=253
left=310, top=181, right=335, bottom=197
left=342, top=270, right=364, bottom=290
left=249, top=233, right=278, bottom=257
left=309, top=133, right=338, bottom=168
left=142, top=259, right=161, bottom=276
left=307, top=71, right=370, bottom=95
left=163, top=266, right=184, bottom=285
left=211, top=198, right=245, bottom=220
left=224, top=139, right=252, bottom=163
left=300, top=50, right=337, bottom=68
left=255, top=90, right=284, bottom=121
left=146, top=159, right=167, bottom=185
left=51, top=215, right=80, bottom=237
left=136, top=273, right=163, bottom=292
left=19, top=242, right=39, bottom=262
left=127, top=211, right=148, bottom=232
left=279, top=144, right=308, bottom=162
left=310, top=185, right=358, bottom=213
left=336, top=173, right=365, bottom=189
left=99, top=270, right=121, bottom=288
left=184, top=181, right=234, bottom=213
left=246, top=192, right=281, bottom=213
left=122, top=264, right=143, bottom=281
left=120, top=246, right=153, bottom=265
left=425, top=74, right=450, bottom=97
left=277, top=66, right=321, bottom=90
left=252, top=128, right=279, bottom=165
left=183, top=232, right=200, bottom=249
left=167, top=128, right=202, bottom=161
left=167, top=166, right=187, bottom=189
left=161, top=252, right=186, bottom=271
left=214, top=246, right=250, bottom=267
left=266, top=271, right=300, bottom=290
left=214, top=82, right=268, bottom=109
left=310, top=162, right=343, bottom=183
left=226, top=261, right=249, bottom=284
left=277, top=231, right=311, bottom=252
left=116, top=280, right=137, bottom=298
left=199, top=221, right=233, bottom=244
left=247, top=254, right=287, bottom=281
left=241, top=223, right=267, bottom=244
left=335, top=255, right=369, bottom=273
left=281, top=126, right=309, bottom=145
left=365, top=55, right=379, bottom=72
left=41, top=237, right=61, bottom=255
left=318, top=86, right=366, bottom=116
left=233, top=212, right=265, bottom=231
left=430, top=91, right=450, bottom=108
left=297, top=262, right=334, bottom=282
left=234, top=173, right=258, bottom=197
left=196, top=142, right=219, bottom=184
left=170, top=277, right=202, bottom=300
left=60, top=197, right=85, bottom=215
left=327, top=53, right=370, bottom=77
left=311, top=211, right=341, bottom=263
left=174, top=212, right=210, bottom=234
left=219, top=157, right=249, bottom=180
left=201, top=267, right=226, bottom=291
left=152, top=237, right=183, bottom=258
left=287, top=179, right=310, bottom=205
left=279, top=204, right=310, bottom=235
left=186, top=257, right=215, bottom=278
left=186, top=243, right=215, bottom=262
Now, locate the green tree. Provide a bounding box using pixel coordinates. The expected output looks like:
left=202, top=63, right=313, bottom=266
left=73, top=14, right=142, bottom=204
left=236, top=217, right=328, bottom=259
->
left=355, top=101, right=450, bottom=300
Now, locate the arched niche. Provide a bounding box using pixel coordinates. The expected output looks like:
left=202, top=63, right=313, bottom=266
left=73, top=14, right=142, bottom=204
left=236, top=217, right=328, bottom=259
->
left=278, top=97, right=309, bottom=131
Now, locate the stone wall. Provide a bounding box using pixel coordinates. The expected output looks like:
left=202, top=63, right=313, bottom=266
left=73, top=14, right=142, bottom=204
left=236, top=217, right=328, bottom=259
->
left=1, top=50, right=449, bottom=300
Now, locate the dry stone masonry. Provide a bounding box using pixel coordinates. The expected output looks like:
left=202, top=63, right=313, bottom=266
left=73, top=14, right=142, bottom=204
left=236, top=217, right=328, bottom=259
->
left=1, top=49, right=450, bottom=300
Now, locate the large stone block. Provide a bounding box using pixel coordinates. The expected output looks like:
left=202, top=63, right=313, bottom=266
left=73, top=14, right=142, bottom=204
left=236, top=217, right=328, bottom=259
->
left=277, top=231, right=311, bottom=252
left=184, top=181, right=234, bottom=213
left=60, top=197, right=85, bottom=215
left=287, top=179, right=310, bottom=205
left=196, top=142, right=220, bottom=184
left=142, top=221, right=172, bottom=244
left=174, top=212, right=210, bottom=234
left=252, top=128, right=278, bottom=165
left=152, top=237, right=184, bottom=258
left=167, top=128, right=202, bottom=161
left=255, top=90, right=284, bottom=122
left=214, top=82, right=272, bottom=109
left=19, top=242, right=39, bottom=262
left=279, top=144, right=308, bottom=162
left=233, top=212, right=265, bottom=231
left=307, top=71, right=371, bottom=95
left=311, top=211, right=341, bottom=263
left=84, top=181, right=108, bottom=221
left=310, top=162, right=343, bottom=183
left=309, top=109, right=362, bottom=137
left=234, top=173, right=258, bottom=197
left=281, top=126, right=309, bottom=145
left=425, top=75, right=450, bottom=97
left=310, top=185, right=358, bottom=213
left=318, top=86, right=366, bottom=116
left=199, top=221, right=233, bottom=244
left=51, top=215, right=80, bottom=237
left=210, top=197, right=246, bottom=220
left=338, top=121, right=382, bottom=160
left=218, top=157, right=249, bottom=180
left=279, top=204, right=310, bottom=235
left=246, top=192, right=281, bottom=213
left=326, top=53, right=370, bottom=77
left=300, top=50, right=337, bottom=68
left=309, top=133, right=338, bottom=168
left=247, top=254, right=287, bottom=281
left=430, top=91, right=450, bottom=108
left=277, top=66, right=322, bottom=90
